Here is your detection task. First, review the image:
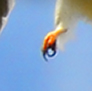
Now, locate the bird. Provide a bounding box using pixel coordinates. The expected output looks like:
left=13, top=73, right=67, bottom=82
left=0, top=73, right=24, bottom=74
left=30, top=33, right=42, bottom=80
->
left=1, top=0, right=92, bottom=61
left=0, top=0, right=15, bottom=32
left=42, top=0, right=92, bottom=61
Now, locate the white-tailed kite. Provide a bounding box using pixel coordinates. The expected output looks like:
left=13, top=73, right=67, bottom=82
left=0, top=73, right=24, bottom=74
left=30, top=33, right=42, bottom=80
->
left=1, top=0, right=92, bottom=61
left=42, top=0, right=92, bottom=61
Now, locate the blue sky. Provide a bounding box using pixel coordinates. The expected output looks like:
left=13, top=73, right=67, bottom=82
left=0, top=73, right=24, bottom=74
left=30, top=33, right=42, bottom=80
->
left=0, top=0, right=92, bottom=91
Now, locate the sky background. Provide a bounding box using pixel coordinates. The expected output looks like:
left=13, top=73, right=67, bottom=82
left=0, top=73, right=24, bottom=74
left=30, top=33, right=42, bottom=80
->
left=0, top=0, right=92, bottom=91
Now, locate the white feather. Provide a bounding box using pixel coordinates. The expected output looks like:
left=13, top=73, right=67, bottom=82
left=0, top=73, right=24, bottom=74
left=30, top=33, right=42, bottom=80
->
left=55, top=0, right=92, bottom=50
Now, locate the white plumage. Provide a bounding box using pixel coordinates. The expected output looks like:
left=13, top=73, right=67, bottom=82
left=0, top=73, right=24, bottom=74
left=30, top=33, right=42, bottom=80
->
left=55, top=0, right=92, bottom=50
left=0, top=0, right=92, bottom=60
